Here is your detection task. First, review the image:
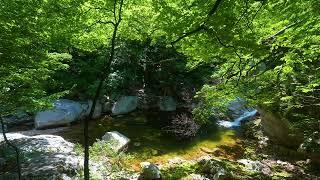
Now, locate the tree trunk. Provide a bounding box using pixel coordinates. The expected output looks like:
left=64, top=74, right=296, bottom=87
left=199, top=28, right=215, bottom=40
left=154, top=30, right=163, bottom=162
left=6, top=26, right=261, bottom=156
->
left=1, top=117, right=21, bottom=180
left=83, top=0, right=124, bottom=179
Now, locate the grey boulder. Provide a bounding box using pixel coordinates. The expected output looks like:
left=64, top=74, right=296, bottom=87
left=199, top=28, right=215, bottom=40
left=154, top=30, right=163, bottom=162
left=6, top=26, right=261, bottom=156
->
left=139, top=162, right=161, bottom=180
left=101, top=131, right=130, bottom=152
left=0, top=133, right=83, bottom=179
left=112, top=96, right=138, bottom=115
left=35, top=99, right=85, bottom=129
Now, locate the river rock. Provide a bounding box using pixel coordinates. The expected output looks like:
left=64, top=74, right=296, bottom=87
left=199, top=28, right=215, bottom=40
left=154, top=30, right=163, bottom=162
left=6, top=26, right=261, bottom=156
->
left=35, top=99, right=85, bottom=129
left=102, top=101, right=113, bottom=113
left=159, top=96, right=176, bottom=111
left=102, top=131, right=130, bottom=152
left=237, top=159, right=271, bottom=176
left=139, top=162, right=161, bottom=180
left=197, top=158, right=228, bottom=179
left=0, top=133, right=83, bottom=179
left=112, top=96, right=138, bottom=115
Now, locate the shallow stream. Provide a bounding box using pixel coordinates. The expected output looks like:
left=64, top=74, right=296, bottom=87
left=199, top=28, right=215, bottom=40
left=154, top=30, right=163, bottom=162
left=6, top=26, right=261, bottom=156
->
left=59, top=111, right=245, bottom=169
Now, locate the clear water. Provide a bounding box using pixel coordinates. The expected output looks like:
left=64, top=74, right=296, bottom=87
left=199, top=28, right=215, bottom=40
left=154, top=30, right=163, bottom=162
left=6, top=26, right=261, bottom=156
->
left=59, top=111, right=241, bottom=169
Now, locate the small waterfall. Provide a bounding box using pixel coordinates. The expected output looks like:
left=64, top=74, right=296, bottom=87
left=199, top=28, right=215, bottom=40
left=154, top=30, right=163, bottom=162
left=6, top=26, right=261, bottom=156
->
left=217, top=109, right=257, bottom=128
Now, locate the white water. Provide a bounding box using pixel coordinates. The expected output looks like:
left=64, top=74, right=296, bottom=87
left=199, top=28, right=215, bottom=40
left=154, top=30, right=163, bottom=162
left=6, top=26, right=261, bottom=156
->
left=217, top=109, right=258, bottom=128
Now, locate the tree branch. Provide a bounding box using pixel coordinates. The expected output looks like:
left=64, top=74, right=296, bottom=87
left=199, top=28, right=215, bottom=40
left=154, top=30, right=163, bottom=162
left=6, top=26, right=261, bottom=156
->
left=113, top=0, right=117, bottom=22
left=150, top=58, right=179, bottom=65
left=263, top=20, right=302, bottom=44
left=85, top=19, right=115, bottom=32
left=171, top=24, right=205, bottom=46
left=208, top=0, right=223, bottom=16
left=251, top=0, right=266, bottom=22
left=171, top=0, right=223, bottom=45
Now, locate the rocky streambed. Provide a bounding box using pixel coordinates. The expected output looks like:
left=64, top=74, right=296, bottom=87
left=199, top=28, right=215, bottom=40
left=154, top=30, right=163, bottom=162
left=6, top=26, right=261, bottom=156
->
left=1, top=97, right=320, bottom=179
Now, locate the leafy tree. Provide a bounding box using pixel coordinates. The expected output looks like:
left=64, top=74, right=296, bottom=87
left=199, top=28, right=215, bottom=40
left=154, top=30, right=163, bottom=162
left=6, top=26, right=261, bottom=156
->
left=0, top=0, right=83, bottom=178
left=76, top=0, right=125, bottom=178
left=150, top=0, right=320, bottom=143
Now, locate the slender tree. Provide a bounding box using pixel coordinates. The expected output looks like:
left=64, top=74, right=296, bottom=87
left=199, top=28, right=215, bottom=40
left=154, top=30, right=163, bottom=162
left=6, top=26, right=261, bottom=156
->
left=1, top=117, right=21, bottom=179
left=83, top=0, right=124, bottom=179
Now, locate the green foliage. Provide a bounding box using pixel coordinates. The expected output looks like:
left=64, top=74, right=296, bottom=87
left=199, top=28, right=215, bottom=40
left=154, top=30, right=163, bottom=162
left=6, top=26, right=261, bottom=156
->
left=156, top=0, right=320, bottom=140
left=90, top=140, right=132, bottom=171
left=0, top=0, right=84, bottom=115
left=1, top=0, right=319, bottom=159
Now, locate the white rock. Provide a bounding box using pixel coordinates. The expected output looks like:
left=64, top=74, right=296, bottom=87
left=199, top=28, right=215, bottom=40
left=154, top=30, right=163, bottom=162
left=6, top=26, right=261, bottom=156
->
left=0, top=133, right=82, bottom=179
left=237, top=159, right=271, bottom=175
left=35, top=99, right=85, bottom=129
left=102, top=131, right=130, bottom=152
left=112, top=96, right=138, bottom=115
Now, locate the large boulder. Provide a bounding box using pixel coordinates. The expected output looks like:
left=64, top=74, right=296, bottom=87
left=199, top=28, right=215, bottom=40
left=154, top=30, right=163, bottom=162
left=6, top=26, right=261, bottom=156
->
left=139, top=162, right=161, bottom=180
left=112, top=96, right=138, bottom=115
left=101, top=131, right=130, bottom=152
left=0, top=133, right=83, bottom=179
left=159, top=96, right=176, bottom=111
left=35, top=99, right=85, bottom=129
left=258, top=108, right=303, bottom=148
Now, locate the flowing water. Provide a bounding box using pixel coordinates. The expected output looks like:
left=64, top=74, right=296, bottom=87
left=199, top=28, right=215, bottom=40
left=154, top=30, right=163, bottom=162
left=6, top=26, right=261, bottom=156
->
left=217, top=109, right=258, bottom=128
left=59, top=110, right=256, bottom=169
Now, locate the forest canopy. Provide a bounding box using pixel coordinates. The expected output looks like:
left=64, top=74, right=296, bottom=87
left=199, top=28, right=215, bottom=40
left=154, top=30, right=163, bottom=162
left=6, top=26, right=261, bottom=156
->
left=2, top=0, right=318, bottom=121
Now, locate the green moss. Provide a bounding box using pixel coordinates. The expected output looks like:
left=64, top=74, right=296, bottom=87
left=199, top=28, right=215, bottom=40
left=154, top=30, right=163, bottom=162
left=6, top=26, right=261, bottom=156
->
left=162, top=163, right=199, bottom=180
left=272, top=171, right=292, bottom=179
